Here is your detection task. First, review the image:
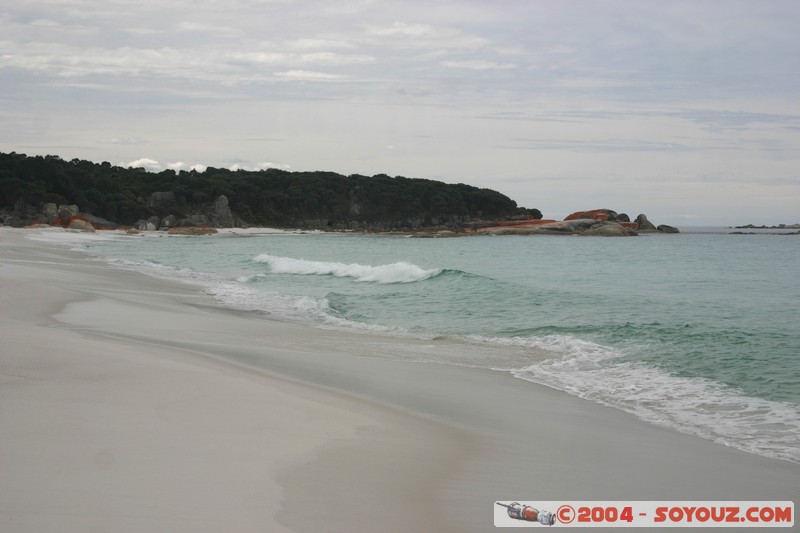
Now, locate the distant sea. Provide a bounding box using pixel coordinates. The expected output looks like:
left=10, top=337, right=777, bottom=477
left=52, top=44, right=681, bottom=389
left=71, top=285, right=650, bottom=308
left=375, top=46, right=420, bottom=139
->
left=34, top=226, right=800, bottom=463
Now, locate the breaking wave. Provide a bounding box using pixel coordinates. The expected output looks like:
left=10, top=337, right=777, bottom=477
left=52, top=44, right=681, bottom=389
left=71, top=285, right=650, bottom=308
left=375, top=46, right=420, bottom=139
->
left=495, top=334, right=800, bottom=463
left=253, top=254, right=443, bottom=284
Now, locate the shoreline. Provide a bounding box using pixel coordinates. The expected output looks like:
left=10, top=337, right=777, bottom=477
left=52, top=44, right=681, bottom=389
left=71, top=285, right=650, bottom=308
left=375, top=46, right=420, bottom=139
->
left=1, top=228, right=476, bottom=532
left=2, top=227, right=798, bottom=531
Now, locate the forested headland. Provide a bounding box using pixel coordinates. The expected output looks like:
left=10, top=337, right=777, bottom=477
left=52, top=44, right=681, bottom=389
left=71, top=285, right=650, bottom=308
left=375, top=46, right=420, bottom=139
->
left=0, top=152, right=541, bottom=230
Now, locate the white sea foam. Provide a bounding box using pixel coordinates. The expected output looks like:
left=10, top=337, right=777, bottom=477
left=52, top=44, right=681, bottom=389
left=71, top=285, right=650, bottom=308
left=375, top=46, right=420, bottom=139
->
left=204, top=281, right=398, bottom=332
left=496, top=334, right=800, bottom=463
left=216, top=228, right=291, bottom=235
left=253, top=254, right=442, bottom=284
left=26, top=228, right=125, bottom=250
left=101, top=255, right=398, bottom=332
left=106, top=257, right=199, bottom=281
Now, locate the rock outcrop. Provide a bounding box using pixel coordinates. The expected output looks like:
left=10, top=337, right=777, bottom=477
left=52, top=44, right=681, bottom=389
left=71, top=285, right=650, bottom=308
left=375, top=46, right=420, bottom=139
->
left=160, top=215, right=176, bottom=229
left=176, top=214, right=210, bottom=227
left=476, top=218, right=638, bottom=237
left=536, top=219, right=601, bottom=233
left=43, top=203, right=59, bottom=224
left=563, top=208, right=638, bottom=230
left=212, top=195, right=235, bottom=228
left=134, top=219, right=157, bottom=231
left=564, top=209, right=618, bottom=222
left=66, top=215, right=95, bottom=232
left=472, top=208, right=680, bottom=237
left=635, top=214, right=658, bottom=231
left=82, top=214, right=118, bottom=230
left=58, top=204, right=79, bottom=223
left=581, top=221, right=638, bottom=237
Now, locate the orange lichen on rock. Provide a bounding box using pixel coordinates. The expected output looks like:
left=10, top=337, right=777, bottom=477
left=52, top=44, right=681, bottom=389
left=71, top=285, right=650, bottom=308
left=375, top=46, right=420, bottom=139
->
left=477, top=219, right=557, bottom=232
left=564, top=209, right=616, bottom=221
left=66, top=214, right=95, bottom=232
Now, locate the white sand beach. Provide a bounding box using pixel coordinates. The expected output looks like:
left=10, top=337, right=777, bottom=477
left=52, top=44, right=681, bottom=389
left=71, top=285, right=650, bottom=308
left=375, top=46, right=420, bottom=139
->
left=1, top=228, right=797, bottom=532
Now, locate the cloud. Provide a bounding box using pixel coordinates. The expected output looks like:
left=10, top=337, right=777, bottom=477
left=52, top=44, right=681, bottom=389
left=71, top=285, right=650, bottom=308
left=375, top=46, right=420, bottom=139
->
left=669, top=109, right=800, bottom=130
left=285, top=38, right=355, bottom=50
left=440, top=60, right=516, bottom=70
left=102, top=137, right=147, bottom=145
left=364, top=22, right=488, bottom=49
left=0, top=42, right=193, bottom=79
left=298, top=52, right=374, bottom=66
left=366, top=22, right=440, bottom=38
left=503, top=138, right=693, bottom=152
left=30, top=19, right=62, bottom=28
left=125, top=158, right=161, bottom=170
left=167, top=161, right=208, bottom=172
left=228, top=51, right=288, bottom=66
left=125, top=27, right=164, bottom=36
left=230, top=161, right=291, bottom=171
left=175, top=21, right=241, bottom=36
left=124, top=158, right=206, bottom=174
left=274, top=70, right=344, bottom=80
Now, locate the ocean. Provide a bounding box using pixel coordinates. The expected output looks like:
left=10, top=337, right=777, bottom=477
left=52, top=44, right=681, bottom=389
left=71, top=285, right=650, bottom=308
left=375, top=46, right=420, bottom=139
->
left=32, top=227, right=800, bottom=463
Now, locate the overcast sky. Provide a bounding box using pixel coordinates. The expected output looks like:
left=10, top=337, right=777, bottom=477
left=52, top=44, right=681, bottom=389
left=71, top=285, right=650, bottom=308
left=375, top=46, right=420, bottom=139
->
left=2, top=0, right=799, bottom=225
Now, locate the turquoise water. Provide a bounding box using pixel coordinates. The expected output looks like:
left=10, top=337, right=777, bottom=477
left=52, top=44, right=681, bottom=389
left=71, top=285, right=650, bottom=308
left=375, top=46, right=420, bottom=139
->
left=37, top=228, right=800, bottom=462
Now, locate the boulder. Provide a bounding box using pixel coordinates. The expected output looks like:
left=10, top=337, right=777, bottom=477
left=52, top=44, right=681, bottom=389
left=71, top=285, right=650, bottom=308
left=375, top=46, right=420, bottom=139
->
left=581, top=221, right=638, bottom=237
left=43, top=203, right=59, bottom=224
left=82, top=214, right=118, bottom=230
left=176, top=214, right=209, bottom=227
left=635, top=214, right=658, bottom=231
left=617, top=213, right=631, bottom=222
left=543, top=219, right=600, bottom=233
left=657, top=224, right=680, bottom=233
left=134, top=219, right=157, bottom=231
left=167, top=226, right=218, bottom=235
left=483, top=218, right=637, bottom=236
left=161, top=214, right=177, bottom=229
left=213, top=195, right=235, bottom=228
left=147, top=215, right=161, bottom=229
left=1, top=215, right=22, bottom=227
left=57, top=204, right=79, bottom=222
left=478, top=219, right=601, bottom=235
left=66, top=215, right=95, bottom=232
left=564, top=209, right=618, bottom=222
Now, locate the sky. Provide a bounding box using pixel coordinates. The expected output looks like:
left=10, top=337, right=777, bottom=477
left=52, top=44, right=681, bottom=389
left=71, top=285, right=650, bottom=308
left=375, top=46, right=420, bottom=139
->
left=2, top=0, right=799, bottom=225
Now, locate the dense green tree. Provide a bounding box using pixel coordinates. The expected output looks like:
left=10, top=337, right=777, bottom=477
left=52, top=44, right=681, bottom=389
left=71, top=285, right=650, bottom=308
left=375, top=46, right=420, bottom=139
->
left=0, top=151, right=537, bottom=228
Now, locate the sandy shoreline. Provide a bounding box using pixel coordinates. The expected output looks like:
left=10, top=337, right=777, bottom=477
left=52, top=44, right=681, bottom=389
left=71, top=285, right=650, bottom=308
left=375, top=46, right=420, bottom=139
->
left=1, top=228, right=798, bottom=532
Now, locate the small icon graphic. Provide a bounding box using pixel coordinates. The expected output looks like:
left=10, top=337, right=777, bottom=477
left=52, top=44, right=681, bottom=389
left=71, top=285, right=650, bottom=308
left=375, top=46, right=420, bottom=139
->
left=496, top=502, right=556, bottom=526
